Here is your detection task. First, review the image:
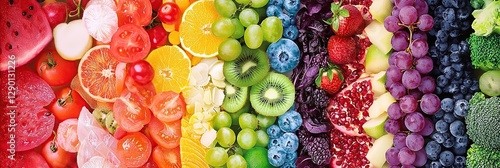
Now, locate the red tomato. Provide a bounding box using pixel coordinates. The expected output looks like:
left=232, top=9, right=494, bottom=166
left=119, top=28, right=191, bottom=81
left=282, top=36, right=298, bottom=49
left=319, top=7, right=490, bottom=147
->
left=56, top=119, right=79, bottom=153
left=113, top=90, right=152, bottom=132
left=115, top=62, right=128, bottom=95
left=150, top=91, right=186, bottom=123
left=110, top=24, right=152, bottom=63
left=5, top=150, right=50, bottom=168
left=129, top=60, right=155, bottom=85
left=41, top=139, right=77, bottom=168
left=146, top=25, right=168, bottom=49
left=116, top=0, right=152, bottom=26
left=158, top=2, right=181, bottom=25
left=152, top=146, right=181, bottom=168
left=140, top=157, right=160, bottom=168
left=114, top=126, right=128, bottom=140
left=36, top=49, right=78, bottom=86
left=148, top=117, right=181, bottom=149
left=150, top=0, right=163, bottom=11
left=49, top=87, right=88, bottom=121
left=125, top=76, right=157, bottom=107
left=117, top=132, right=152, bottom=167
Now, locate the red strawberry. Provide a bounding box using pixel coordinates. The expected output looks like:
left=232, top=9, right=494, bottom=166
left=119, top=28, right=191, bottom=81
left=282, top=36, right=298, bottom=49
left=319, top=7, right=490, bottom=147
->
left=316, top=66, right=344, bottom=95
left=325, top=2, right=363, bottom=37
left=327, top=35, right=359, bottom=65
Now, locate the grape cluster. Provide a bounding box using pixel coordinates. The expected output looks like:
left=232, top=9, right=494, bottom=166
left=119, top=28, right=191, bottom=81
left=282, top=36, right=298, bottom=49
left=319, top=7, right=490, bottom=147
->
left=383, top=0, right=440, bottom=166
left=424, top=0, right=477, bottom=167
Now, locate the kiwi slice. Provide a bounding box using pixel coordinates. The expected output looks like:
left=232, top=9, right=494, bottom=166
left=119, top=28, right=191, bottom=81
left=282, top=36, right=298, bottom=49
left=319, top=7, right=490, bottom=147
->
left=222, top=81, right=249, bottom=113
left=105, top=112, right=119, bottom=134
left=92, top=106, right=111, bottom=128
left=223, top=46, right=270, bottom=87
left=250, top=72, right=295, bottom=116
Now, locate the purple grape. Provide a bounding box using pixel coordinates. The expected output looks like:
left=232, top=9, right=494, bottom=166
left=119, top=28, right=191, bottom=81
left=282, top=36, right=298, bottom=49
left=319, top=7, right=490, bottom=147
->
left=389, top=82, right=406, bottom=100
left=410, top=39, right=428, bottom=58
left=389, top=52, right=397, bottom=66
left=417, top=117, right=434, bottom=136
left=414, top=0, right=429, bottom=16
left=420, top=93, right=441, bottom=114
left=400, top=95, right=418, bottom=113
left=406, top=133, right=424, bottom=151
left=392, top=6, right=400, bottom=17
left=384, top=15, right=403, bottom=32
left=402, top=69, right=421, bottom=89
left=395, top=0, right=414, bottom=8
left=412, top=30, right=428, bottom=41
left=415, top=56, right=433, bottom=74
left=404, top=112, right=425, bottom=132
left=394, top=51, right=412, bottom=69
left=388, top=102, right=404, bottom=120
left=392, top=31, right=410, bottom=51
left=418, top=76, right=435, bottom=93
left=408, top=89, right=423, bottom=100
left=399, top=6, right=418, bottom=25
left=386, top=147, right=401, bottom=165
left=413, top=149, right=427, bottom=167
left=398, top=147, right=416, bottom=165
left=386, top=66, right=403, bottom=82
left=385, top=119, right=401, bottom=134
left=417, top=14, right=434, bottom=31
left=394, top=132, right=408, bottom=149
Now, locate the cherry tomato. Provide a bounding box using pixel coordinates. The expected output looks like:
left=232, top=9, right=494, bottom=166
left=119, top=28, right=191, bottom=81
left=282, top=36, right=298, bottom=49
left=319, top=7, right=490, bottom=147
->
left=158, top=2, right=181, bottom=25
left=152, top=145, right=181, bottom=168
left=41, top=138, right=77, bottom=168
left=114, top=126, right=128, bottom=140
left=49, top=87, right=88, bottom=121
left=5, top=150, right=50, bottom=168
left=117, top=132, right=152, bottom=167
left=36, top=49, right=78, bottom=86
left=115, top=62, right=128, bottom=95
left=150, top=0, right=163, bottom=11
left=141, top=157, right=160, bottom=168
left=148, top=117, right=181, bottom=149
left=110, top=24, right=152, bottom=63
left=146, top=25, right=168, bottom=49
left=150, top=91, right=186, bottom=123
left=113, top=90, right=152, bottom=132
left=116, top=0, right=152, bottom=26
left=125, top=76, right=157, bottom=107
left=56, top=119, right=79, bottom=153
left=129, top=60, right=155, bottom=85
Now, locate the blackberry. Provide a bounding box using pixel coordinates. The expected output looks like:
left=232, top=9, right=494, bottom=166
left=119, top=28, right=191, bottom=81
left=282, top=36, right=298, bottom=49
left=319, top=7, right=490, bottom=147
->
left=312, top=89, right=329, bottom=108
left=307, top=137, right=331, bottom=166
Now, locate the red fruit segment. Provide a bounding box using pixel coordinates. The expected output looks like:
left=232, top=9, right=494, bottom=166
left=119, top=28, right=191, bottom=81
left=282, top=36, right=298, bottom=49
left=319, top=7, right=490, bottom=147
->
left=329, top=128, right=373, bottom=168
left=327, top=36, right=359, bottom=65
left=0, top=0, right=53, bottom=71
left=150, top=91, right=187, bottom=123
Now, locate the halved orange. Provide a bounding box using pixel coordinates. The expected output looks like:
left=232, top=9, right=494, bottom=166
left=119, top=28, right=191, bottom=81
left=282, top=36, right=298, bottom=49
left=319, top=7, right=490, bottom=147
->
left=180, top=137, right=209, bottom=168
left=146, top=45, right=191, bottom=93
left=78, top=45, right=120, bottom=102
left=179, top=0, right=225, bottom=57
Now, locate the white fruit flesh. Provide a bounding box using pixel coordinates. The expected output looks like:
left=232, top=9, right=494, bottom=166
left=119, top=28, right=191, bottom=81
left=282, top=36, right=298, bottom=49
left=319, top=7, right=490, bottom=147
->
left=364, top=21, right=393, bottom=54
left=365, top=45, right=390, bottom=74
left=369, top=0, right=393, bottom=22
left=363, top=112, right=388, bottom=139
left=366, top=133, right=394, bottom=168
left=371, top=71, right=387, bottom=98
left=54, top=20, right=93, bottom=61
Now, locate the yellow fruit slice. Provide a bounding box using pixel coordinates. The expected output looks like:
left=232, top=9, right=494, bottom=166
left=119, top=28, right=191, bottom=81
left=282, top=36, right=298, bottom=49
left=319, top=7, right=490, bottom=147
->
left=179, top=0, right=225, bottom=57
left=180, top=137, right=210, bottom=168
left=78, top=45, right=120, bottom=102
left=146, top=45, right=191, bottom=93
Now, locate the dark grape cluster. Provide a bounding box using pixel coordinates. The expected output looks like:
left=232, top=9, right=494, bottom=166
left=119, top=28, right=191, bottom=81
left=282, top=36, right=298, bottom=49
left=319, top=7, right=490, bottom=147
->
left=425, top=0, right=477, bottom=167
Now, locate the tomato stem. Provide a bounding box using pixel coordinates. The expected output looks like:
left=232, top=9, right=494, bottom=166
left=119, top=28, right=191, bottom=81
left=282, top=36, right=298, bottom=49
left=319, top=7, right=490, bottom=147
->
left=68, top=0, right=82, bottom=18
left=46, top=52, right=57, bottom=68
left=50, top=131, right=58, bottom=153
left=57, top=89, right=74, bottom=106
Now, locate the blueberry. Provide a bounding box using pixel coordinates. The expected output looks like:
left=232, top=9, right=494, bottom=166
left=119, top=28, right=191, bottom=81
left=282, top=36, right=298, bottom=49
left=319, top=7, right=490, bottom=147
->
left=443, top=66, right=455, bottom=79
left=267, top=125, right=283, bottom=139
left=267, top=39, right=300, bottom=73
left=463, top=79, right=472, bottom=87
left=442, top=132, right=452, bottom=139
left=471, top=80, right=479, bottom=91
left=436, top=75, right=448, bottom=87
left=443, top=136, right=455, bottom=148
left=430, top=161, right=442, bottom=168
left=451, top=63, right=464, bottom=71
left=454, top=156, right=466, bottom=168
left=449, top=44, right=459, bottom=52
left=454, top=70, right=463, bottom=79
left=280, top=162, right=296, bottom=168
left=285, top=151, right=297, bottom=162
left=432, top=132, right=446, bottom=144
left=440, top=98, right=454, bottom=112
left=268, top=0, right=284, bottom=7
left=278, top=13, right=292, bottom=27
left=442, top=0, right=459, bottom=8
left=443, top=113, right=455, bottom=123
left=449, top=120, right=465, bottom=137
left=277, top=109, right=302, bottom=132
left=452, top=93, right=464, bottom=100
left=268, top=146, right=287, bottom=167
left=436, top=40, right=448, bottom=51
left=435, top=109, right=445, bottom=119
left=283, top=0, right=299, bottom=14
left=453, top=99, right=469, bottom=117
left=283, top=25, right=298, bottom=40
left=266, top=5, right=283, bottom=17
left=427, top=0, right=439, bottom=5
left=425, top=141, right=441, bottom=160
left=439, top=150, right=454, bottom=167
left=435, top=120, right=449, bottom=133
left=452, top=139, right=467, bottom=155
left=280, top=133, right=299, bottom=153
left=450, top=53, right=461, bottom=63
left=268, top=138, right=282, bottom=148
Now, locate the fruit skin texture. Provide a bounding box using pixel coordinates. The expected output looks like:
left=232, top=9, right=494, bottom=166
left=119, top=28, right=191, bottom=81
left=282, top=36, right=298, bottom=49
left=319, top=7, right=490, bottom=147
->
left=147, top=25, right=169, bottom=50
left=41, top=139, right=77, bottom=168
left=315, top=67, right=343, bottom=95
left=465, top=92, right=500, bottom=150
left=327, top=36, right=358, bottom=65
left=325, top=3, right=364, bottom=37
left=36, top=49, right=78, bottom=86
left=49, top=88, right=88, bottom=121
left=42, top=2, right=69, bottom=29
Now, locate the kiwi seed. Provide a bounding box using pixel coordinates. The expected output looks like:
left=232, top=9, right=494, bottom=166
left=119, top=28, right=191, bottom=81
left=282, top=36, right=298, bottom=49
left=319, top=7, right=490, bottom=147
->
left=223, top=46, right=270, bottom=87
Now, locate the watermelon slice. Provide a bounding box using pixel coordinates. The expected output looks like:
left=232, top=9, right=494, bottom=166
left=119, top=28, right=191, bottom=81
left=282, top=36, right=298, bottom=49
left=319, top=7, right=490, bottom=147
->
left=0, top=0, right=52, bottom=71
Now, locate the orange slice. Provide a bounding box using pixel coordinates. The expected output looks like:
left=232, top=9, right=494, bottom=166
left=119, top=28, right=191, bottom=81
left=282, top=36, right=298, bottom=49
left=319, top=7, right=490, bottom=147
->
left=146, top=45, right=191, bottom=93
left=78, top=45, right=120, bottom=102
left=180, top=137, right=209, bottom=168
left=179, top=0, right=225, bottom=57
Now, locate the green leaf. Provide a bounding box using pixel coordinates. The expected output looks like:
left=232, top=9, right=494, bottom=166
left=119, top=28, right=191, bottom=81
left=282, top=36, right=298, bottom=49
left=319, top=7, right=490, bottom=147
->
left=339, top=9, right=350, bottom=17
left=332, top=18, right=340, bottom=31
left=324, top=18, right=333, bottom=25
left=327, top=70, right=333, bottom=81
left=315, top=68, right=323, bottom=87
left=330, top=2, right=340, bottom=12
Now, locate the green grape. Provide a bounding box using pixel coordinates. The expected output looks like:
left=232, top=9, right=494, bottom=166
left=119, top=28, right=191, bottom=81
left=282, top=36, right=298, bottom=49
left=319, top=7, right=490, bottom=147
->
left=230, top=103, right=250, bottom=125
left=218, top=38, right=242, bottom=61
left=257, top=114, right=276, bottom=129
left=212, top=18, right=235, bottom=38
left=217, top=127, right=236, bottom=147
left=213, top=112, right=233, bottom=130
left=231, top=19, right=245, bottom=39
left=235, top=0, right=251, bottom=5
left=214, top=0, right=237, bottom=18
left=251, top=0, right=269, bottom=10
left=227, top=155, right=248, bottom=168
left=205, top=147, right=229, bottom=167
left=261, top=16, right=283, bottom=43
left=237, top=129, right=257, bottom=150
left=238, top=9, right=259, bottom=27
left=239, top=113, right=258, bottom=130
left=244, top=25, right=263, bottom=49
left=254, top=129, right=270, bottom=147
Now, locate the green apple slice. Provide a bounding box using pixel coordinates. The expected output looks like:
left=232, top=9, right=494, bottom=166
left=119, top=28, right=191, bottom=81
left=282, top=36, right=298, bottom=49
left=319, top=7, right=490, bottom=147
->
left=366, top=133, right=394, bottom=168
left=371, top=71, right=387, bottom=98
left=479, top=70, right=500, bottom=96
left=363, top=112, right=388, bottom=139
left=364, top=21, right=393, bottom=54
left=369, top=0, right=394, bottom=22
left=366, top=45, right=390, bottom=75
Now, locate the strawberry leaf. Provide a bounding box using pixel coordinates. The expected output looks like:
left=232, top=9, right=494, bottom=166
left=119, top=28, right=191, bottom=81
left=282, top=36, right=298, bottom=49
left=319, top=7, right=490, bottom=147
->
left=327, top=70, right=333, bottom=81
left=315, top=68, right=324, bottom=87
left=332, top=18, right=340, bottom=31
left=339, top=9, right=350, bottom=17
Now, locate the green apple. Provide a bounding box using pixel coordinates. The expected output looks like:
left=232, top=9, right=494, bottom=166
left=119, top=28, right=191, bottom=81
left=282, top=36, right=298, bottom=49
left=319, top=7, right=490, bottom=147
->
left=366, top=133, right=394, bottom=168
left=479, top=70, right=500, bottom=96
left=369, top=0, right=394, bottom=22
left=371, top=71, right=387, bottom=98
left=53, top=19, right=93, bottom=61
left=363, top=112, right=388, bottom=139
left=366, top=45, right=390, bottom=74
left=364, top=21, right=393, bottom=54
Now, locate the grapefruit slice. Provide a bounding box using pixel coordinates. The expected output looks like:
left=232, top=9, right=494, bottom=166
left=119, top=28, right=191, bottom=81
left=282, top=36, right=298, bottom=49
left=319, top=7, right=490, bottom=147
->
left=78, top=45, right=120, bottom=102
left=146, top=45, right=191, bottom=93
